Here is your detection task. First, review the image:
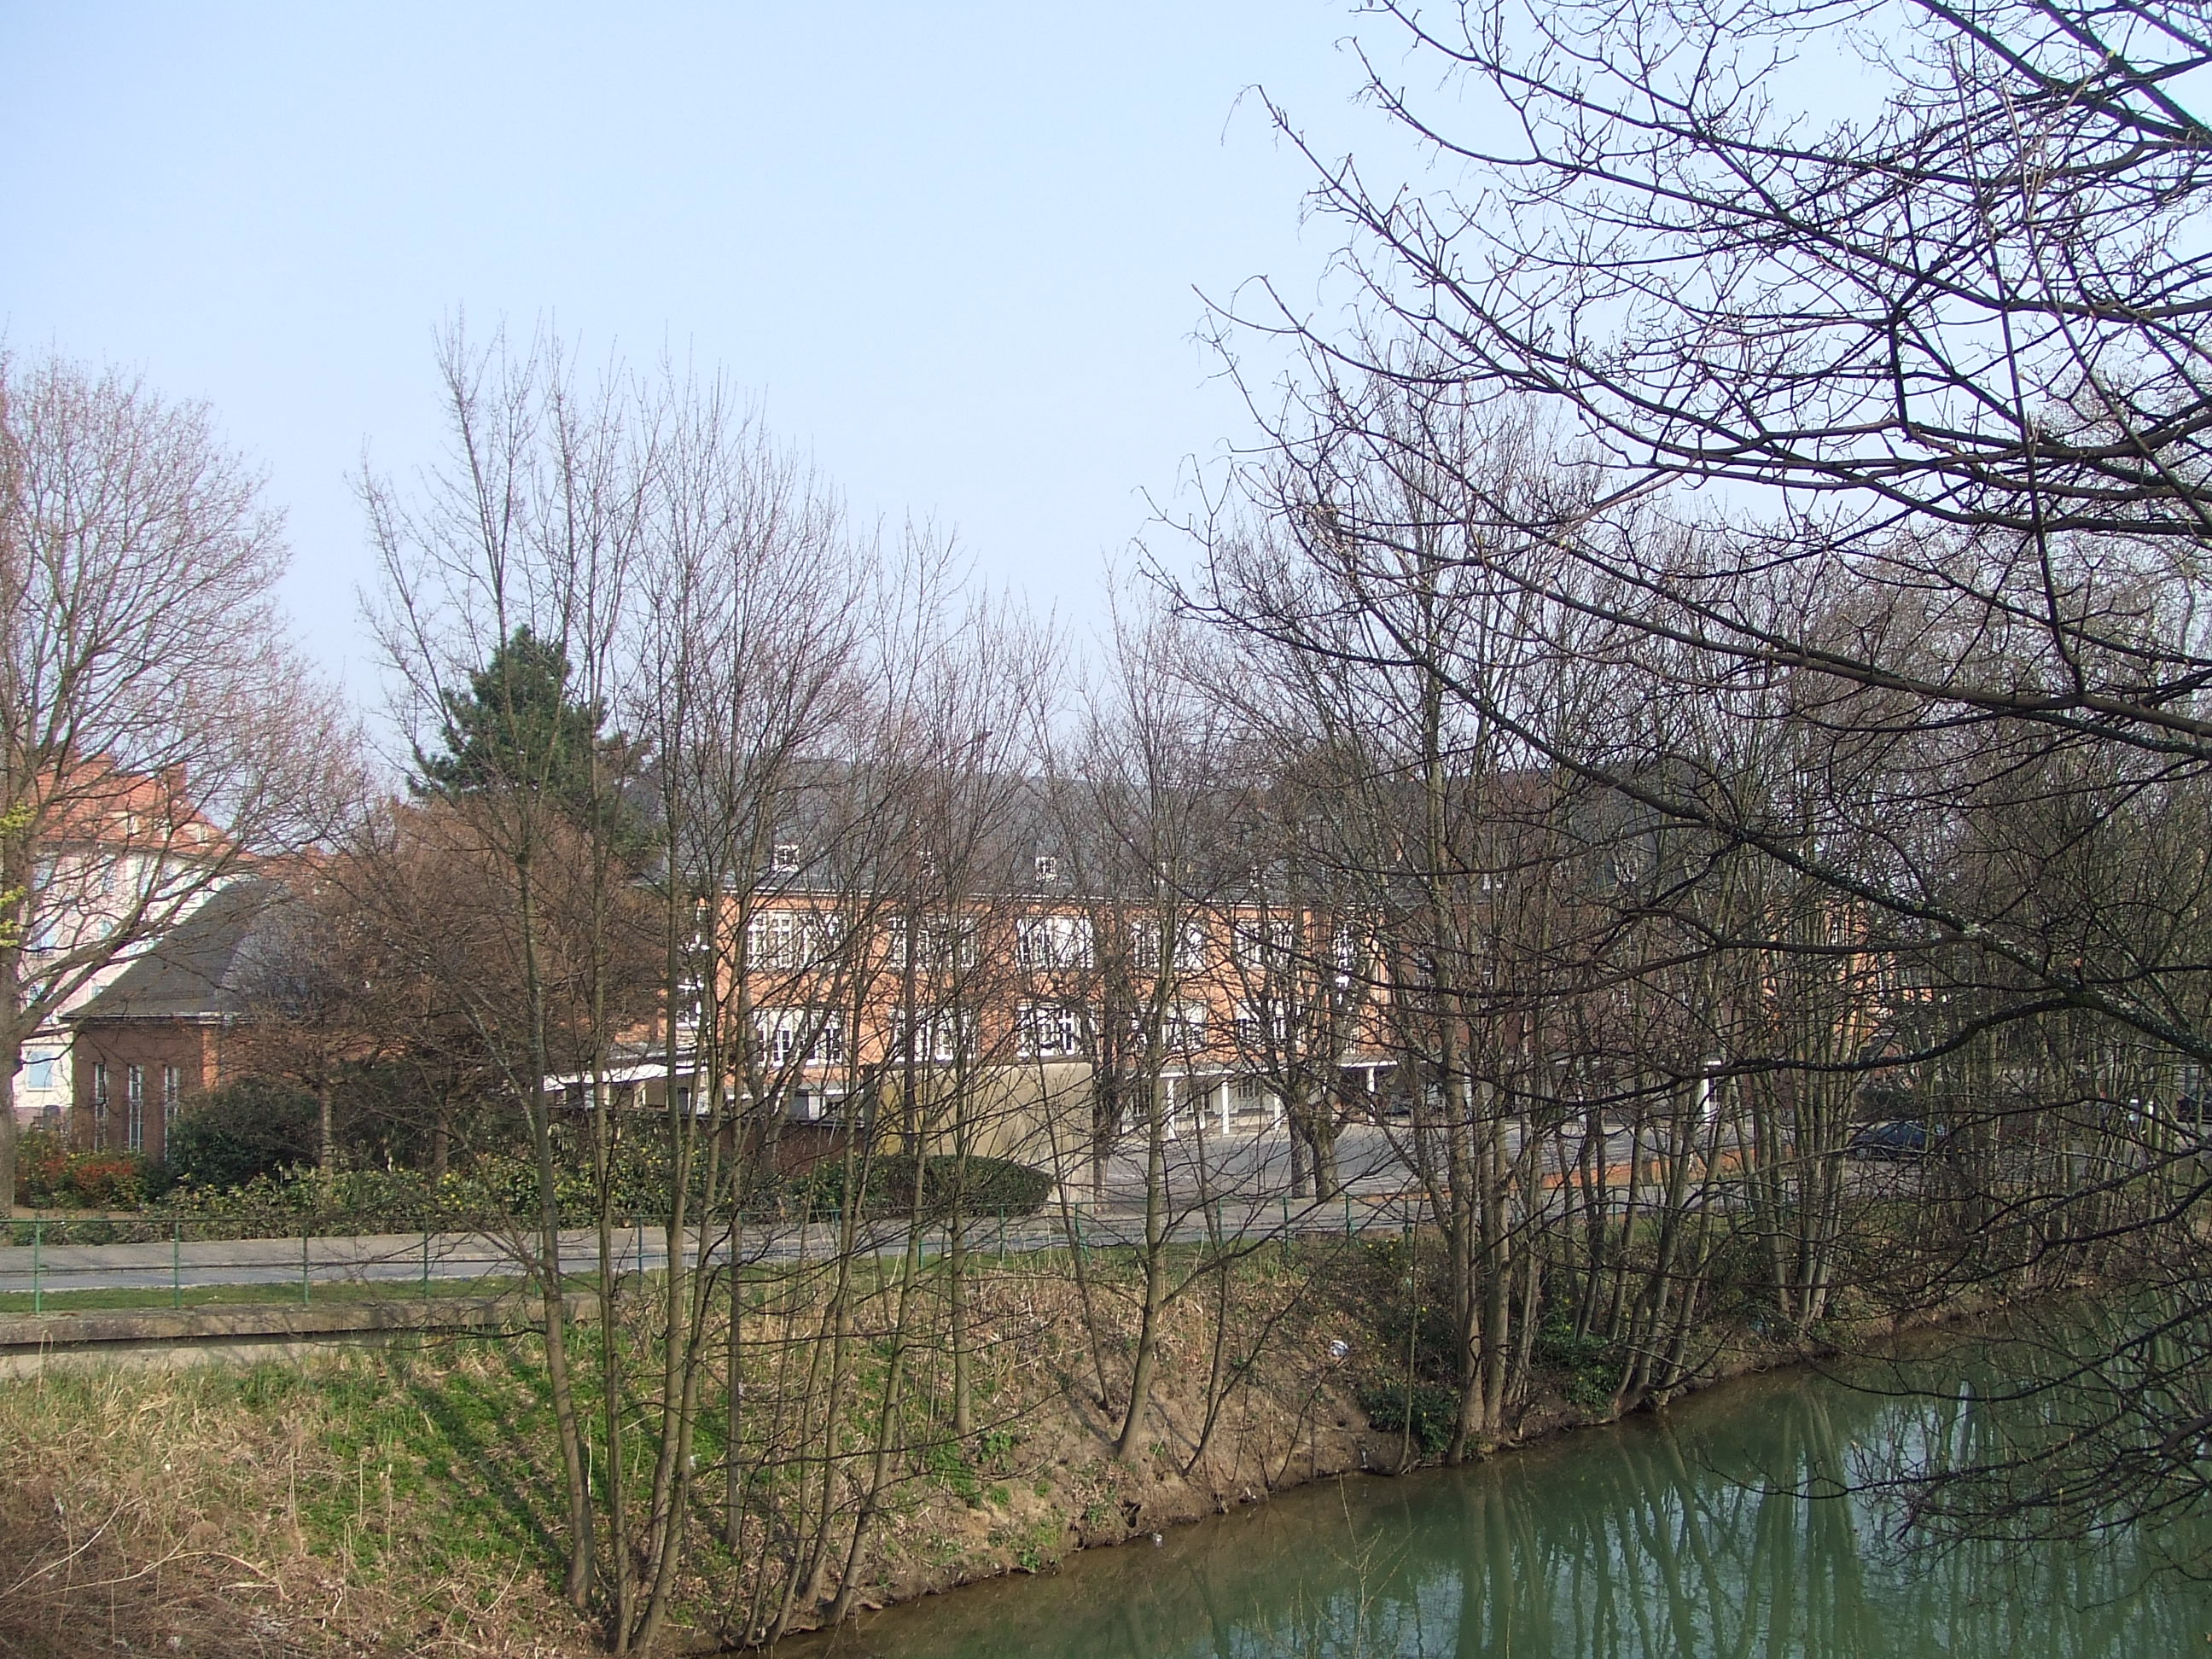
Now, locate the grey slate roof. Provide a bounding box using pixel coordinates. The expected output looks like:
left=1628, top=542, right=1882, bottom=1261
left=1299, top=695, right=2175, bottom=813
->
left=66, top=879, right=282, bottom=1023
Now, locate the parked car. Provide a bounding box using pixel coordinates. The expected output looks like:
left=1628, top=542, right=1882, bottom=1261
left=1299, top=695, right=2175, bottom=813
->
left=1847, top=1119, right=1947, bottom=1161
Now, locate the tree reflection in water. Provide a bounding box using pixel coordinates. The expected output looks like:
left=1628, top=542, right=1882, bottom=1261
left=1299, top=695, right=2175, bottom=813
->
left=795, top=1359, right=2212, bottom=1659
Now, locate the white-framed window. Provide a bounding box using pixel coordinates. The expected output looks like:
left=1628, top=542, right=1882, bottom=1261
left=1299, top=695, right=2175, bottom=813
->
left=23, top=1051, right=55, bottom=1091
left=1134, top=1002, right=1209, bottom=1054
left=752, top=909, right=847, bottom=971
left=91, top=1061, right=109, bottom=1144
left=1016, top=1000, right=1087, bottom=1058
left=163, top=1065, right=183, bottom=1132
left=1132, top=919, right=1208, bottom=975
left=1033, top=853, right=1061, bottom=883
left=1331, top=923, right=1365, bottom=983
left=1164, top=1003, right=1209, bottom=1051
left=1233, top=1075, right=1272, bottom=1103
left=753, top=1008, right=844, bottom=1068
left=888, top=914, right=979, bottom=972
left=125, top=1065, right=144, bottom=1151
left=772, top=843, right=802, bottom=875
left=1016, top=914, right=1093, bottom=972
left=1232, top=916, right=1299, bottom=971
left=1233, top=998, right=1293, bottom=1050
left=674, top=974, right=704, bottom=1029
left=896, top=1010, right=979, bottom=1063
left=748, top=908, right=805, bottom=970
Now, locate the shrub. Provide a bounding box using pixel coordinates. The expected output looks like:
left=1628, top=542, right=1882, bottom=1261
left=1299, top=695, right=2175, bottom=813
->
left=164, top=1078, right=319, bottom=1191
left=1532, top=1313, right=1621, bottom=1412
left=15, top=1129, right=73, bottom=1208
left=160, top=1166, right=457, bottom=1236
left=66, top=1154, right=148, bottom=1209
left=779, top=1155, right=1052, bottom=1220
left=15, top=1132, right=151, bottom=1210
left=1358, top=1381, right=1459, bottom=1457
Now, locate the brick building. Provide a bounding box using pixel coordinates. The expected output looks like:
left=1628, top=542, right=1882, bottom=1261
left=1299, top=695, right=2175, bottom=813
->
left=65, top=880, right=276, bottom=1162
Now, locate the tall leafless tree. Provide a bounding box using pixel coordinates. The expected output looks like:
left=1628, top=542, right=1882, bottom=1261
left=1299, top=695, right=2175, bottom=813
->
left=1202, top=0, right=2212, bottom=1522
left=0, top=352, right=351, bottom=1212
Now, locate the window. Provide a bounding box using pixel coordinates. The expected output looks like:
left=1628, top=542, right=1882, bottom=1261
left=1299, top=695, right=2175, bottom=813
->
left=1016, top=1001, right=1087, bottom=1058
left=897, top=1010, right=978, bottom=1062
left=1033, top=854, right=1061, bottom=883
left=125, top=1066, right=144, bottom=1151
left=91, top=1062, right=109, bottom=1144
left=1331, top=924, right=1364, bottom=981
left=771, top=843, right=802, bottom=875
left=1016, top=914, right=1093, bottom=971
left=748, top=909, right=805, bottom=971
left=1132, top=920, right=1207, bottom=975
left=673, top=974, right=704, bottom=1029
left=1127, top=1003, right=1208, bottom=1055
left=888, top=914, right=979, bottom=972
left=752, top=909, right=847, bottom=971
left=23, top=1052, right=55, bottom=1091
left=1233, top=998, right=1293, bottom=1050
left=753, top=1008, right=844, bottom=1068
left=162, top=1066, right=183, bottom=1132
left=1232, top=916, right=1298, bottom=971
left=1159, top=1003, right=1208, bottom=1052
left=1233, top=1076, right=1272, bottom=1103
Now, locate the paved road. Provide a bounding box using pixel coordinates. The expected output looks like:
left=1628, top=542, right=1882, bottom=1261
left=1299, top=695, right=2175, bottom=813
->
left=1086, top=1117, right=1662, bottom=1202
left=2, top=1119, right=1729, bottom=1300
left=0, top=1202, right=1426, bottom=1301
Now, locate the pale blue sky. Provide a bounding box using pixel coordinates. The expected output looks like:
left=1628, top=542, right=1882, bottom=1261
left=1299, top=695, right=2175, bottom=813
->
left=1, top=3, right=1422, bottom=694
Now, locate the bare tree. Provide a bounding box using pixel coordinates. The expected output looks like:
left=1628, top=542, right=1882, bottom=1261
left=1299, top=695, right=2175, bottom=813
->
left=1225, top=0, right=2212, bottom=1062
left=365, top=323, right=649, bottom=1608
left=0, top=351, right=350, bottom=1211
left=1199, top=0, right=2212, bottom=1523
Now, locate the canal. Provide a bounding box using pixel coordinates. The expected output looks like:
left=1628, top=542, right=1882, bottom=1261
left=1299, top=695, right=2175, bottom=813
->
left=781, top=1345, right=2209, bottom=1657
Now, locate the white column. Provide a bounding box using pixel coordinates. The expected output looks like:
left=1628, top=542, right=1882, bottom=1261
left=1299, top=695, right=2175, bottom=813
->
left=1164, top=1074, right=1179, bottom=1139
left=1220, top=1078, right=1232, bottom=1137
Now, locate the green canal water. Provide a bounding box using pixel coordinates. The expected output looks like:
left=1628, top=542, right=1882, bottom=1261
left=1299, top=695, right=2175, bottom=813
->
left=779, top=1352, right=2211, bottom=1658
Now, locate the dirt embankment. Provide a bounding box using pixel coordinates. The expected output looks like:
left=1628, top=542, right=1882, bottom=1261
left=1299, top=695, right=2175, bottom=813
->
left=1, top=1242, right=1976, bottom=1658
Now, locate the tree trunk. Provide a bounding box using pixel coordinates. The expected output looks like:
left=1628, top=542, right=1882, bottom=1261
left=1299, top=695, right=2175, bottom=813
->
left=0, top=962, right=21, bottom=1214
left=0, top=1051, right=16, bottom=1218
left=517, top=867, right=596, bottom=1609
left=1113, top=1093, right=1170, bottom=1458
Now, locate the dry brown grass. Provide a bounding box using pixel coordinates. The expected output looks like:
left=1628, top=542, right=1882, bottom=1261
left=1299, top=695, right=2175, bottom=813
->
left=0, top=1243, right=1394, bottom=1656
left=0, top=1357, right=595, bottom=1659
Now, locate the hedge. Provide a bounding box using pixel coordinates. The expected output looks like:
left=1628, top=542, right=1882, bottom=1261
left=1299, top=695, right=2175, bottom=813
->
left=2, top=1149, right=1056, bottom=1245
left=777, top=1154, right=1053, bottom=1221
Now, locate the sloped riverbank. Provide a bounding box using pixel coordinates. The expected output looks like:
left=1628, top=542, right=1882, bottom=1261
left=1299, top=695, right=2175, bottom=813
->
left=0, top=1233, right=2009, bottom=1657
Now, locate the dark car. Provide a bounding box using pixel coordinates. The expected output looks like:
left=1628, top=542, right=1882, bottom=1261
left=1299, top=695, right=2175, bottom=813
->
left=1847, top=1120, right=1947, bottom=1161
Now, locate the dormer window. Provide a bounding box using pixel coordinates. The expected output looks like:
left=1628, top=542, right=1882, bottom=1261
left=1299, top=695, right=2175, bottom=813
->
left=772, top=844, right=801, bottom=876
left=1034, top=854, right=1061, bottom=884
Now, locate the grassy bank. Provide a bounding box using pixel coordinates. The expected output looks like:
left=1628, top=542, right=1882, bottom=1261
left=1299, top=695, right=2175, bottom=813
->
left=0, top=1231, right=1944, bottom=1658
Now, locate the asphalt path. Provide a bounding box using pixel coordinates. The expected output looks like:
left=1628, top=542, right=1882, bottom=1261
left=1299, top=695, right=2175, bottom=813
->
left=3, top=1118, right=1736, bottom=1300
left=0, top=1202, right=1422, bottom=1301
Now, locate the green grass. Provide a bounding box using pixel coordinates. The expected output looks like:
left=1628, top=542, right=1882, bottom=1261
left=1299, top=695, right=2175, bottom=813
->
left=0, top=1274, right=534, bottom=1314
